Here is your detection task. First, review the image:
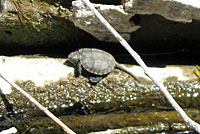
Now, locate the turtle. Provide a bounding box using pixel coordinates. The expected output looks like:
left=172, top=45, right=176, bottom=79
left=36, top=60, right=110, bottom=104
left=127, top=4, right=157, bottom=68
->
left=67, top=48, right=140, bottom=83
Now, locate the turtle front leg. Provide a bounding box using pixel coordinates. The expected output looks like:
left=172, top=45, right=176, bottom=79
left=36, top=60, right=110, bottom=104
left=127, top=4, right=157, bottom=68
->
left=74, top=63, right=82, bottom=77
left=77, top=62, right=82, bottom=76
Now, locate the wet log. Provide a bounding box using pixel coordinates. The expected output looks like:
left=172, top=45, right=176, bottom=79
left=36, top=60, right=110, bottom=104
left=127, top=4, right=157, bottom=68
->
left=0, top=109, right=199, bottom=133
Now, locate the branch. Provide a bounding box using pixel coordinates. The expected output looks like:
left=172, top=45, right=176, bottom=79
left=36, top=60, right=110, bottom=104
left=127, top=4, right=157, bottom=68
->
left=80, top=0, right=200, bottom=132
left=0, top=73, right=76, bottom=134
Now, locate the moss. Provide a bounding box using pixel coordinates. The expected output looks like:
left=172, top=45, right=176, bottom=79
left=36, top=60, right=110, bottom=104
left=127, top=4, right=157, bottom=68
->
left=0, top=18, right=79, bottom=46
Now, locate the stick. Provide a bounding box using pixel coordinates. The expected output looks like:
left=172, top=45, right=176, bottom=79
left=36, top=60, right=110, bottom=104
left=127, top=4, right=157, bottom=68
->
left=10, top=0, right=30, bottom=25
left=0, top=73, right=76, bottom=134
left=80, top=0, right=200, bottom=132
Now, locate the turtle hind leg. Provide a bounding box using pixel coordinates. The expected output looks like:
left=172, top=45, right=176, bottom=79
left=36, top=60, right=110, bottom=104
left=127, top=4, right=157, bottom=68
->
left=115, top=63, right=140, bottom=83
left=89, top=76, right=103, bottom=84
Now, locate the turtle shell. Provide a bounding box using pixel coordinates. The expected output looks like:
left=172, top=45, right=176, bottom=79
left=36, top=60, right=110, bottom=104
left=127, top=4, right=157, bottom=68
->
left=78, top=48, right=116, bottom=75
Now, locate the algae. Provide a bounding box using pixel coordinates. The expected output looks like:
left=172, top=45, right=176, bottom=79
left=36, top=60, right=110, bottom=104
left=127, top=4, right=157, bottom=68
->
left=0, top=70, right=200, bottom=133
left=1, top=71, right=200, bottom=116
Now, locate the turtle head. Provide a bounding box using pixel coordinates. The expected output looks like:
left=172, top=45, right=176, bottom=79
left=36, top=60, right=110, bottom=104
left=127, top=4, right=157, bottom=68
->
left=67, top=51, right=80, bottom=65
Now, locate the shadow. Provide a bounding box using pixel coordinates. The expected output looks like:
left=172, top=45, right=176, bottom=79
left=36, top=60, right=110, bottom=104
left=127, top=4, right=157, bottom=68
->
left=63, top=60, right=79, bottom=77
left=0, top=88, right=14, bottom=116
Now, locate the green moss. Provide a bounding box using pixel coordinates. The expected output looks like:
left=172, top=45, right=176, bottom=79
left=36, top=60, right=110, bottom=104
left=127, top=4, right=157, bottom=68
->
left=0, top=18, right=78, bottom=46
